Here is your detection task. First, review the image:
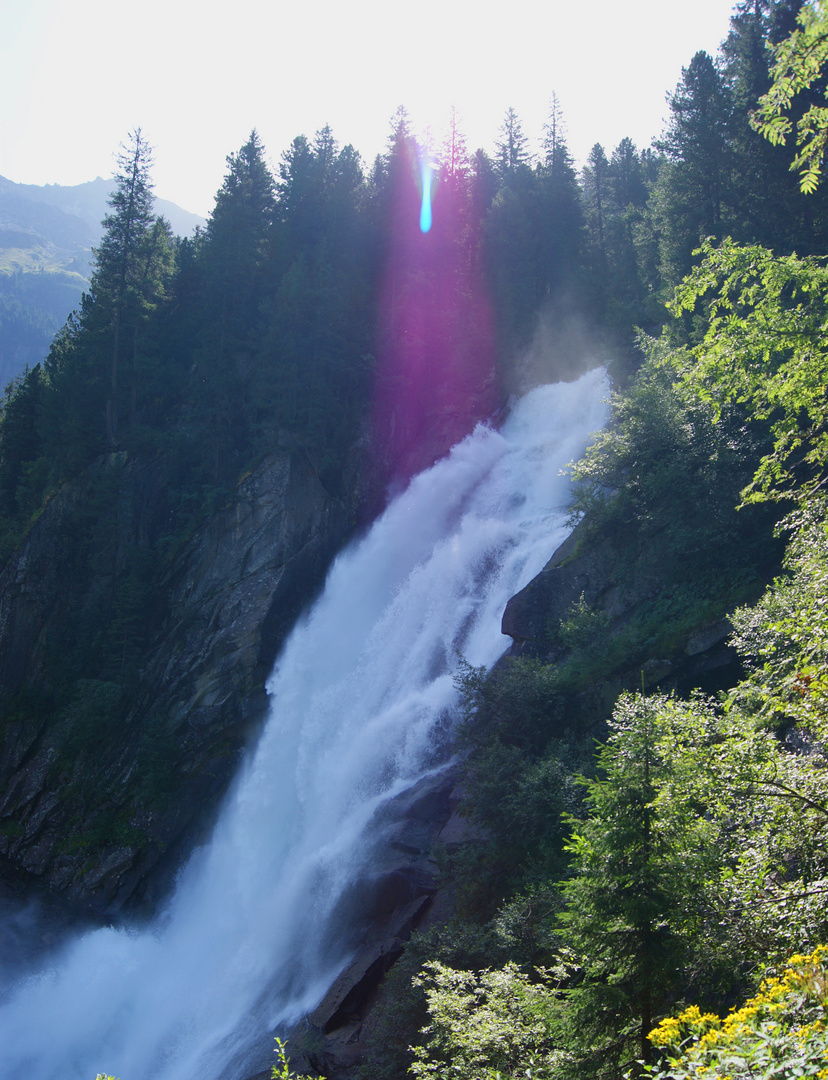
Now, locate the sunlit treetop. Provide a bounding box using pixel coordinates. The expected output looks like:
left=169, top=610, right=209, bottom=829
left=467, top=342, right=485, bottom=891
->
left=752, top=0, right=828, bottom=192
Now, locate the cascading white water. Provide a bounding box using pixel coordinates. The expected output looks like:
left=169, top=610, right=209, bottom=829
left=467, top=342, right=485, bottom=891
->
left=0, top=368, right=608, bottom=1080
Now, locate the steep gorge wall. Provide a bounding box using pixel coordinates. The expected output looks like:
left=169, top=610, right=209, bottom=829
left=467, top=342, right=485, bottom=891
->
left=0, top=449, right=353, bottom=915
left=0, top=358, right=499, bottom=924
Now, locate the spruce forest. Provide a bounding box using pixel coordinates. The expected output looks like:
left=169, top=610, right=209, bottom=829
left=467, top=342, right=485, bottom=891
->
left=8, top=2, right=828, bottom=1079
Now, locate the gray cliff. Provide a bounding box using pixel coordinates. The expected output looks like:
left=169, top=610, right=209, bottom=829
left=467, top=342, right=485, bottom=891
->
left=0, top=449, right=352, bottom=914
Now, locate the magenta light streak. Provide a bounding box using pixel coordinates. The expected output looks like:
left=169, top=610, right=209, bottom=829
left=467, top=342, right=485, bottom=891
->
left=372, top=137, right=497, bottom=488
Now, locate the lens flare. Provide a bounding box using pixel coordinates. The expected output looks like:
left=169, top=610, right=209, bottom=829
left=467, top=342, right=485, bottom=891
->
left=419, top=160, right=434, bottom=233
left=373, top=134, right=497, bottom=488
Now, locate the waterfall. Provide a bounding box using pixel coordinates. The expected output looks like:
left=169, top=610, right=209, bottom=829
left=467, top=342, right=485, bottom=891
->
left=0, top=368, right=608, bottom=1080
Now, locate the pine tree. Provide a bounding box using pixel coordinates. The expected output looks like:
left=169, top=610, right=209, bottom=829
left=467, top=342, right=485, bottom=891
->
left=495, top=107, right=531, bottom=179
left=535, top=97, right=584, bottom=295
left=0, top=365, right=44, bottom=522
left=87, top=130, right=157, bottom=446
left=442, top=106, right=470, bottom=191
left=601, top=138, right=657, bottom=331
left=559, top=694, right=711, bottom=1078
left=189, top=130, right=277, bottom=474
left=582, top=143, right=610, bottom=267
left=203, top=129, right=277, bottom=349
left=723, top=0, right=828, bottom=252
left=654, top=52, right=734, bottom=284
left=254, top=125, right=373, bottom=473
left=541, top=94, right=571, bottom=174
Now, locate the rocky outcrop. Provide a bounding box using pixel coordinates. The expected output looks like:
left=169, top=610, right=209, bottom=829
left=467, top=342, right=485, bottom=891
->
left=0, top=449, right=353, bottom=914
left=501, top=521, right=773, bottom=727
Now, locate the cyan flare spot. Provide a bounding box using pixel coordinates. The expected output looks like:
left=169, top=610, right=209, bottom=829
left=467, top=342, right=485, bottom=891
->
left=419, top=160, right=434, bottom=233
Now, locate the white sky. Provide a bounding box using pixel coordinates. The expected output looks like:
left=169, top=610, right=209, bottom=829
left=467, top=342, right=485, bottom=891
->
left=1, top=0, right=737, bottom=219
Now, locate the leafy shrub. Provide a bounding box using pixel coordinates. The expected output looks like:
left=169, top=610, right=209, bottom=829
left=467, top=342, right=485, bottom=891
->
left=729, top=496, right=828, bottom=739
left=272, top=1036, right=316, bottom=1079
left=558, top=592, right=610, bottom=652
left=646, top=946, right=828, bottom=1080
left=569, top=341, right=765, bottom=553
left=409, top=961, right=568, bottom=1080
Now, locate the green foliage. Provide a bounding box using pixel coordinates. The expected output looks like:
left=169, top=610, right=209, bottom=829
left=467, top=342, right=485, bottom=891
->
left=480, top=104, right=588, bottom=358
left=752, top=0, right=828, bottom=193
left=457, top=656, right=567, bottom=756
left=409, top=961, right=566, bottom=1080
left=646, top=946, right=828, bottom=1080
left=409, top=670, right=828, bottom=1080
left=535, top=495, right=828, bottom=1075
left=0, top=363, right=46, bottom=532
left=553, top=600, right=828, bottom=1075
left=646, top=4, right=828, bottom=298
left=729, top=496, right=828, bottom=737
left=670, top=238, right=828, bottom=505
left=558, top=593, right=610, bottom=651
left=91, top=129, right=173, bottom=448
left=558, top=694, right=718, bottom=1076
left=569, top=340, right=762, bottom=546
left=581, top=135, right=665, bottom=341
left=549, top=692, right=825, bottom=1078
left=272, top=1036, right=316, bottom=1080
left=563, top=341, right=779, bottom=689
left=357, top=921, right=507, bottom=1080
left=450, top=657, right=589, bottom=912
left=653, top=50, right=733, bottom=286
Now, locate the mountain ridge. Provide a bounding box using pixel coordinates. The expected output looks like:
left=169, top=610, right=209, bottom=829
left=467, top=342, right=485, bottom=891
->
left=0, top=174, right=206, bottom=388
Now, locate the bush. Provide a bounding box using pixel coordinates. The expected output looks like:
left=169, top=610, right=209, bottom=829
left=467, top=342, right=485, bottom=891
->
left=646, top=946, right=828, bottom=1080
left=409, top=961, right=569, bottom=1080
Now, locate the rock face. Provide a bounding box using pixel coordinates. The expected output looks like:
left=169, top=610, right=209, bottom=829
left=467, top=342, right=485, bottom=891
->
left=0, top=449, right=352, bottom=914
left=501, top=522, right=766, bottom=725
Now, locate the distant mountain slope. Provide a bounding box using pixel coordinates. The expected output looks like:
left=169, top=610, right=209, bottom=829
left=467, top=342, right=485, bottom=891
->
left=0, top=176, right=205, bottom=388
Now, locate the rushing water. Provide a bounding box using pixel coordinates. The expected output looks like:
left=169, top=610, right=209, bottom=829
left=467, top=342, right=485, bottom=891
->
left=0, top=369, right=608, bottom=1080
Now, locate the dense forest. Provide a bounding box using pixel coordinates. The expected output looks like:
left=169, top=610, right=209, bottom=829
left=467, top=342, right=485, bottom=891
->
left=6, top=0, right=828, bottom=1078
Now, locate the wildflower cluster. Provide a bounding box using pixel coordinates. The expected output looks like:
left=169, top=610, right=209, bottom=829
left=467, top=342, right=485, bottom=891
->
left=645, top=946, right=828, bottom=1079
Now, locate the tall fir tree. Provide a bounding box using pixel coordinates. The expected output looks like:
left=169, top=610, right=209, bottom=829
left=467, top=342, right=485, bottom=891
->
left=190, top=130, right=277, bottom=475
left=654, top=51, right=734, bottom=286
left=559, top=694, right=712, bottom=1079
left=582, top=143, right=610, bottom=264
left=495, top=106, right=532, bottom=179
left=92, top=129, right=159, bottom=447
left=536, top=96, right=584, bottom=295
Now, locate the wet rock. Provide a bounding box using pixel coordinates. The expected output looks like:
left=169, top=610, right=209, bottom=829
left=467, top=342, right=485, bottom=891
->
left=308, top=895, right=432, bottom=1033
